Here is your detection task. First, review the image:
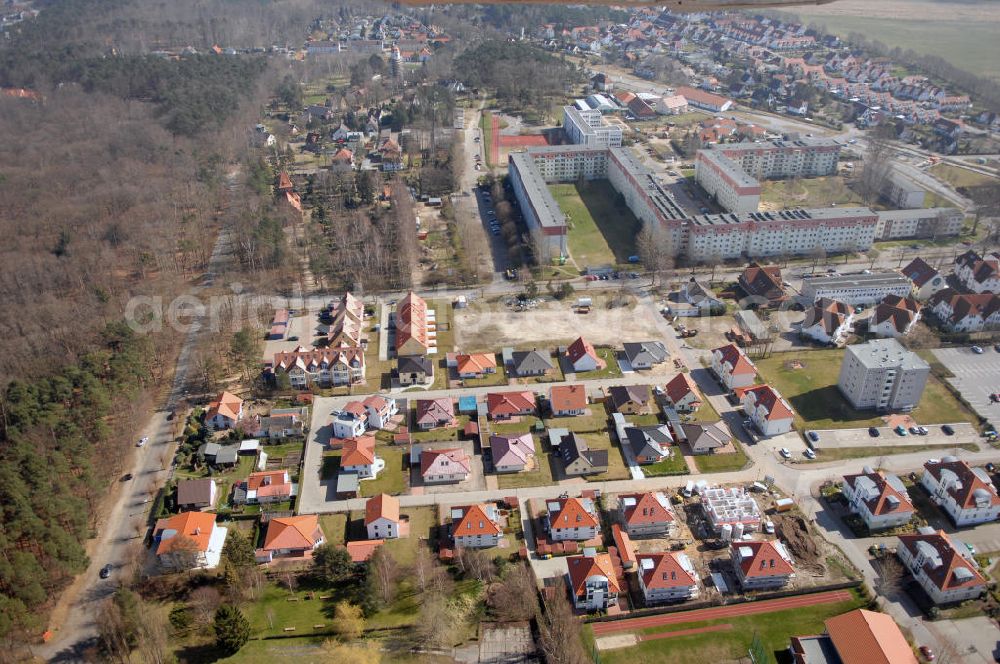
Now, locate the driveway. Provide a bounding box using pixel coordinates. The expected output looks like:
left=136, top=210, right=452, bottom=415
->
left=932, top=347, right=1000, bottom=421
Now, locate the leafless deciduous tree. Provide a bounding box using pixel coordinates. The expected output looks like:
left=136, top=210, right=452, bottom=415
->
left=368, top=547, right=398, bottom=606
left=487, top=563, right=539, bottom=622
left=637, top=222, right=675, bottom=287
left=859, top=127, right=895, bottom=205
left=537, top=579, right=589, bottom=664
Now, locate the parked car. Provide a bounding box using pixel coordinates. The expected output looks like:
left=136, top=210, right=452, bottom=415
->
left=894, top=425, right=908, bottom=436
left=919, top=645, right=935, bottom=661
left=287, top=335, right=299, bottom=342
left=136, top=436, right=148, bottom=448
left=779, top=448, right=791, bottom=459
left=803, top=448, right=816, bottom=460
left=909, top=426, right=920, bottom=435
left=942, top=424, right=955, bottom=436
left=99, top=564, right=113, bottom=579
left=807, top=430, right=819, bottom=443
left=918, top=426, right=928, bottom=435
left=994, top=344, right=1000, bottom=353
left=868, top=427, right=881, bottom=438
left=972, top=345, right=984, bottom=354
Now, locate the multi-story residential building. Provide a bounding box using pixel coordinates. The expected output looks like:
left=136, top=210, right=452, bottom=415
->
left=800, top=272, right=912, bottom=306
left=637, top=552, right=699, bottom=604
left=921, top=458, right=1000, bottom=526
left=340, top=436, right=384, bottom=479
left=880, top=171, right=926, bottom=209
left=566, top=551, right=620, bottom=610
left=562, top=105, right=622, bottom=148
left=362, top=395, right=398, bottom=430
left=875, top=208, right=963, bottom=241
left=450, top=503, right=502, bottom=548
left=800, top=297, right=853, bottom=345
left=902, top=257, right=947, bottom=301
left=870, top=295, right=921, bottom=338
left=842, top=470, right=914, bottom=531
left=897, top=529, right=986, bottom=605
left=618, top=492, right=676, bottom=537
left=269, top=346, right=366, bottom=388
left=546, top=497, right=600, bottom=541
left=331, top=404, right=367, bottom=440
left=365, top=493, right=401, bottom=540
left=710, top=343, right=757, bottom=391
left=837, top=339, right=930, bottom=412
left=928, top=290, right=1000, bottom=332
left=730, top=540, right=795, bottom=590
left=396, top=291, right=433, bottom=356
left=955, top=250, right=1000, bottom=294
left=740, top=384, right=795, bottom=437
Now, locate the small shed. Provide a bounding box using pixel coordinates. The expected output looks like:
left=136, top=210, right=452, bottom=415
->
left=238, top=439, right=260, bottom=455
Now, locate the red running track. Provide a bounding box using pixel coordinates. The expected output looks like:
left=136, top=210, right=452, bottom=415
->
left=489, top=114, right=500, bottom=166
left=640, top=623, right=733, bottom=642
left=591, top=590, right=853, bottom=636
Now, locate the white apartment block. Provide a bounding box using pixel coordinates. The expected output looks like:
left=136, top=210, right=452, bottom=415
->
left=876, top=208, right=963, bottom=241
left=800, top=272, right=912, bottom=305
left=563, top=106, right=622, bottom=148
left=842, top=470, right=914, bottom=531
left=921, top=458, right=1000, bottom=527
left=897, top=529, right=986, bottom=605
left=837, top=339, right=930, bottom=412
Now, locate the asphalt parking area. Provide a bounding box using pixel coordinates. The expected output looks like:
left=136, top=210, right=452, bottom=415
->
left=932, top=347, right=1000, bottom=421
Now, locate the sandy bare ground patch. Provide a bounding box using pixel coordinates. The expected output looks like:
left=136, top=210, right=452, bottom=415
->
left=595, top=633, right=639, bottom=651
left=455, top=300, right=665, bottom=351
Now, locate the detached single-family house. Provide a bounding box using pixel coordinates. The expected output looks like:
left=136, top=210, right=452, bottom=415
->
left=397, top=355, right=433, bottom=386
left=235, top=470, right=294, bottom=505
left=332, top=404, right=367, bottom=440
left=738, top=263, right=786, bottom=307
left=637, top=552, right=699, bottom=604
left=455, top=353, right=497, bottom=379
left=547, top=497, right=600, bottom=541
left=559, top=431, right=609, bottom=476
left=740, top=384, right=795, bottom=437
left=681, top=278, right=723, bottom=312
left=176, top=478, right=218, bottom=511
left=663, top=373, right=702, bottom=412
left=549, top=384, right=588, bottom=417
left=420, top=448, right=471, bottom=484
left=567, top=551, right=620, bottom=611
left=711, top=344, right=757, bottom=391
left=800, top=297, right=853, bottom=345
left=365, top=493, right=401, bottom=540
left=509, top=349, right=554, bottom=377
left=921, top=458, right=1000, bottom=526
left=897, top=529, right=986, bottom=605
left=790, top=609, right=918, bottom=664
left=624, top=425, right=672, bottom=464
left=566, top=337, right=605, bottom=373
left=730, top=539, right=795, bottom=590
left=679, top=421, right=732, bottom=454
left=340, top=436, right=384, bottom=479
left=902, top=257, right=946, bottom=301
left=253, top=407, right=310, bottom=440
left=842, top=470, right=915, bottom=531
left=622, top=341, right=669, bottom=370
left=871, top=295, right=921, bottom=338
left=415, top=398, right=456, bottom=430
left=256, top=515, right=324, bottom=563
left=450, top=503, right=502, bottom=548
left=607, top=384, right=653, bottom=414
left=618, top=492, right=676, bottom=537
left=486, top=391, right=536, bottom=420
left=489, top=433, right=535, bottom=473
left=362, top=395, right=398, bottom=430
left=205, top=391, right=243, bottom=430
left=154, top=512, right=228, bottom=570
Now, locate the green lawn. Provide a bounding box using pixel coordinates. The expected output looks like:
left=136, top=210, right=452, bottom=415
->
left=756, top=349, right=976, bottom=430
left=642, top=451, right=690, bottom=477
left=497, top=449, right=556, bottom=489
left=571, top=348, right=623, bottom=380
left=543, top=410, right=610, bottom=434
left=549, top=180, right=641, bottom=269
left=407, top=414, right=471, bottom=443
left=462, top=363, right=509, bottom=387
left=693, top=442, right=749, bottom=473
left=575, top=431, right=629, bottom=481
left=384, top=506, right=436, bottom=567
left=589, top=589, right=865, bottom=664
left=809, top=442, right=978, bottom=463
left=760, top=176, right=864, bottom=210
left=490, top=416, right=543, bottom=435
left=689, top=398, right=721, bottom=424
left=318, top=448, right=407, bottom=497
left=930, top=163, right=997, bottom=189
left=318, top=513, right=348, bottom=546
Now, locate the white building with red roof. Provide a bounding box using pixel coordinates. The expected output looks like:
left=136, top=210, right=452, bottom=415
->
left=154, top=512, right=228, bottom=570
left=565, top=337, right=605, bottom=372
left=420, top=448, right=471, bottom=484
left=921, top=457, right=1000, bottom=526
left=842, top=470, right=914, bottom=531
left=486, top=391, right=536, bottom=420
left=637, top=552, right=699, bottom=604
left=269, top=345, right=366, bottom=388
left=617, top=492, right=676, bottom=537
left=365, top=494, right=401, bottom=540
left=396, top=291, right=434, bottom=356
left=340, top=436, right=384, bottom=479
left=256, top=515, right=325, bottom=563
left=236, top=470, right=294, bottom=505
left=730, top=539, right=795, bottom=590
left=897, top=529, right=986, bottom=605
left=566, top=551, right=620, bottom=610
left=451, top=504, right=502, bottom=548
left=362, top=395, right=398, bottom=430
left=710, top=343, right=757, bottom=391
left=205, top=391, right=243, bottom=430
left=739, top=384, right=795, bottom=437
left=546, top=497, right=600, bottom=541
left=662, top=373, right=702, bottom=413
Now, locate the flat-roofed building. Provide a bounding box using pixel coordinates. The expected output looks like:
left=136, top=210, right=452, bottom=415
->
left=562, top=105, right=622, bottom=148
left=837, top=339, right=929, bottom=412
left=800, top=272, right=912, bottom=306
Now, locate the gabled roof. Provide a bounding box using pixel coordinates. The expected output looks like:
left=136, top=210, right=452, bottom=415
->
left=490, top=433, right=535, bottom=467
left=622, top=341, right=668, bottom=365
left=898, top=530, right=985, bottom=593
left=341, top=436, right=377, bottom=466
left=263, top=515, right=322, bottom=551
left=419, top=448, right=471, bottom=477
left=608, top=384, right=652, bottom=409
left=362, top=395, right=391, bottom=412
left=712, top=343, right=756, bottom=375
left=549, top=384, right=588, bottom=412
left=511, top=349, right=554, bottom=373
left=929, top=289, right=1000, bottom=324
left=843, top=471, right=914, bottom=516
left=559, top=432, right=609, bottom=471
left=923, top=459, right=1000, bottom=510
left=247, top=470, right=289, bottom=491
left=398, top=355, right=433, bottom=374
left=680, top=421, right=731, bottom=451
left=206, top=391, right=242, bottom=422
left=902, top=257, right=939, bottom=287
left=272, top=346, right=365, bottom=372
left=664, top=373, right=701, bottom=406
left=452, top=504, right=502, bottom=537
left=733, top=540, right=794, bottom=578
left=620, top=492, right=675, bottom=527
left=639, top=552, right=697, bottom=590
left=177, top=478, right=215, bottom=506
left=365, top=493, right=400, bottom=525
left=624, top=425, right=672, bottom=459
left=548, top=497, right=599, bottom=528
left=742, top=384, right=795, bottom=421
left=872, top=297, right=920, bottom=333
left=825, top=609, right=918, bottom=664
left=155, top=512, right=217, bottom=555
left=802, top=297, right=850, bottom=335
left=456, top=353, right=496, bottom=374
left=395, top=291, right=429, bottom=351
left=415, top=397, right=454, bottom=425
left=567, top=553, right=620, bottom=595
left=486, top=391, right=536, bottom=416
left=566, top=337, right=600, bottom=366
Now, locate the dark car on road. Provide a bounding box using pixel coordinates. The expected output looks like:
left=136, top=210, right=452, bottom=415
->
left=120, top=473, right=133, bottom=482
left=99, top=564, right=113, bottom=579
left=868, top=427, right=880, bottom=438
left=942, top=424, right=955, bottom=436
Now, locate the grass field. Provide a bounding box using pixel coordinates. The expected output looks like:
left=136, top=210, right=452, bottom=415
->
left=787, top=8, right=1000, bottom=82
left=497, top=439, right=556, bottom=489
left=642, top=451, right=690, bottom=477
left=571, top=348, right=624, bottom=379
left=549, top=180, right=642, bottom=269
left=930, top=163, right=997, bottom=189
left=693, top=442, right=749, bottom=474
left=588, top=589, right=865, bottom=664
left=576, top=431, right=630, bottom=481
left=810, top=442, right=978, bottom=462
left=319, top=448, right=407, bottom=497
left=759, top=176, right=864, bottom=211
left=756, top=349, right=976, bottom=430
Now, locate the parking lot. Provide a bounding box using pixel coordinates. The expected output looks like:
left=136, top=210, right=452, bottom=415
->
left=807, top=422, right=980, bottom=449
left=932, top=346, right=1000, bottom=421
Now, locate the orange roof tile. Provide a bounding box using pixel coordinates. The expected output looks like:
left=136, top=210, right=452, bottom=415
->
left=567, top=553, right=620, bottom=595
left=452, top=504, right=502, bottom=537
left=620, top=492, right=675, bottom=527
left=825, top=609, right=917, bottom=664
left=734, top=540, right=794, bottom=578
left=263, top=515, right=323, bottom=551
left=206, top=391, right=242, bottom=422
left=341, top=435, right=377, bottom=466
left=549, top=497, right=598, bottom=529
left=549, top=385, right=587, bottom=412
left=155, top=512, right=217, bottom=555
left=639, top=552, right=698, bottom=590
left=365, top=493, right=400, bottom=525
